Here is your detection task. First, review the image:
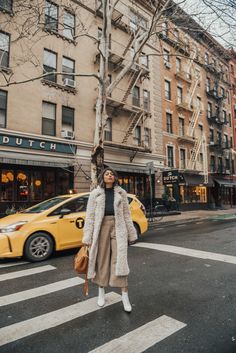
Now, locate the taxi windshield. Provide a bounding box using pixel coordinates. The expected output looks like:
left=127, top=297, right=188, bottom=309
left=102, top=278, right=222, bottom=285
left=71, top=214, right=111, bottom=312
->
left=21, top=197, right=70, bottom=214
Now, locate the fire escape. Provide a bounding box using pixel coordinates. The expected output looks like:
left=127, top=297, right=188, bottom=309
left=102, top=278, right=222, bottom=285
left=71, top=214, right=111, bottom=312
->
left=94, top=3, right=152, bottom=155
left=177, top=49, right=209, bottom=183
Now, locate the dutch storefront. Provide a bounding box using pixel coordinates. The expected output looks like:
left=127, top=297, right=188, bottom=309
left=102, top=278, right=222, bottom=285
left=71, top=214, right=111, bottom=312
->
left=162, top=170, right=214, bottom=210
left=0, top=132, right=76, bottom=217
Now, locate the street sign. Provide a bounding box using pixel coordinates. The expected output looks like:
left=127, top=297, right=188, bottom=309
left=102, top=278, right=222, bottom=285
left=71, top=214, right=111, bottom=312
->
left=146, top=162, right=155, bottom=174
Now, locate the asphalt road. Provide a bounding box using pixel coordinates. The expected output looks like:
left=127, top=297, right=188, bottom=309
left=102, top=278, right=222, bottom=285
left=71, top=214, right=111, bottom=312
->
left=0, top=218, right=236, bottom=353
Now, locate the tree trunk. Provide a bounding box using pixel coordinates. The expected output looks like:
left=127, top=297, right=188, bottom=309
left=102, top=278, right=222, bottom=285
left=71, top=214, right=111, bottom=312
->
left=91, top=0, right=111, bottom=189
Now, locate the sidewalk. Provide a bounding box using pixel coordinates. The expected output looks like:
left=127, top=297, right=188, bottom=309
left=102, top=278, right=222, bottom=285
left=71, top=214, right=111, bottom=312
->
left=148, top=207, right=236, bottom=228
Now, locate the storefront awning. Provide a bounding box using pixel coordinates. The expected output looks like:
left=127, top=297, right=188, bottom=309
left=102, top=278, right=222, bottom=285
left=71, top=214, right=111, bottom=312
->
left=183, top=174, right=214, bottom=187
left=106, top=162, right=148, bottom=174
left=214, top=178, right=236, bottom=188
left=0, top=151, right=73, bottom=168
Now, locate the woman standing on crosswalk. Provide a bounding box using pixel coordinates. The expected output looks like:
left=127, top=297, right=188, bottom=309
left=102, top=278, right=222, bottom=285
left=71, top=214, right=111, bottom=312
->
left=82, top=167, right=137, bottom=312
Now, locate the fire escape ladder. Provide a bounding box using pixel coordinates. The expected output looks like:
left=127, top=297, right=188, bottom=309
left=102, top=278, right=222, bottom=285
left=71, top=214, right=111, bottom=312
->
left=121, top=69, right=142, bottom=104
left=122, top=111, right=143, bottom=143
left=187, top=137, right=202, bottom=170
left=187, top=108, right=201, bottom=137
left=202, top=133, right=208, bottom=184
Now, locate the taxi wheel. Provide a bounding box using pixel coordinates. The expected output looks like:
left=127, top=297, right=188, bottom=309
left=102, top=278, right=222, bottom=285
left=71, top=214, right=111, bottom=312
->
left=133, top=223, right=141, bottom=239
left=24, top=233, right=54, bottom=262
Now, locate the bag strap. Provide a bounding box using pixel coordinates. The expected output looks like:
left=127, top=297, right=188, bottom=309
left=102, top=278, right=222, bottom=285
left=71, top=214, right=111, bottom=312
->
left=83, top=271, right=89, bottom=296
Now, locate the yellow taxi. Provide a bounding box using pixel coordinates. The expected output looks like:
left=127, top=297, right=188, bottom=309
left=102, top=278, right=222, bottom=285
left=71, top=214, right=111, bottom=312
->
left=0, top=193, right=148, bottom=262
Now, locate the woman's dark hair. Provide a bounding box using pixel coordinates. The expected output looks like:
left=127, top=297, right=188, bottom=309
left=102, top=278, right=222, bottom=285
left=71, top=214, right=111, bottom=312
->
left=98, top=167, right=119, bottom=188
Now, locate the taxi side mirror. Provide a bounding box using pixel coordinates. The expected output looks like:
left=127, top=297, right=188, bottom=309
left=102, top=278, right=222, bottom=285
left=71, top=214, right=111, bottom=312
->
left=59, top=208, right=71, bottom=218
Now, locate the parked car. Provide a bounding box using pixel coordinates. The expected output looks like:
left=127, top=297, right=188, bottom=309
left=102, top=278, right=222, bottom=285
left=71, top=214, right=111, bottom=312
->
left=0, top=192, right=148, bottom=262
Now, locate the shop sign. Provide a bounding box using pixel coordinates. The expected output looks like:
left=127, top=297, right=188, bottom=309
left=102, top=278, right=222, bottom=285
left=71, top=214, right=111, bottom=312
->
left=0, top=133, right=76, bottom=154
left=162, top=170, right=179, bottom=185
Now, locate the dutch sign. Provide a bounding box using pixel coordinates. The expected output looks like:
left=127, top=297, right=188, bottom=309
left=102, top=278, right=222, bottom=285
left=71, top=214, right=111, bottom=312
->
left=162, top=170, right=179, bottom=184
left=0, top=133, right=76, bottom=154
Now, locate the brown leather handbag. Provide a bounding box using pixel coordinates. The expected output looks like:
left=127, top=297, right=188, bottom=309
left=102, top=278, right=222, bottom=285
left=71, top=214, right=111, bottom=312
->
left=74, top=246, right=89, bottom=296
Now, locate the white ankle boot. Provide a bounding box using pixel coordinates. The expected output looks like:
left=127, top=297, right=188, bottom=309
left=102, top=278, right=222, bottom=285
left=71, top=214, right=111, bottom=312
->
left=97, top=287, right=105, bottom=307
left=122, top=291, right=132, bottom=312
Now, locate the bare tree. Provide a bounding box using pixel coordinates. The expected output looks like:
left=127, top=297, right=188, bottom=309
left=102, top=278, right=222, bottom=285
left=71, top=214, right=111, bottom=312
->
left=0, top=0, right=235, bottom=189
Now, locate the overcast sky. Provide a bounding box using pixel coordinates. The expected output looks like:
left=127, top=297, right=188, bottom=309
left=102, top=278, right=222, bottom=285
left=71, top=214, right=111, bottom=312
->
left=175, top=0, right=236, bottom=49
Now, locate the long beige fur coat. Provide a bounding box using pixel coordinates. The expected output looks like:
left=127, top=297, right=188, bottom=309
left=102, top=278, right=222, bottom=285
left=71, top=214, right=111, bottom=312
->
left=82, top=185, right=137, bottom=279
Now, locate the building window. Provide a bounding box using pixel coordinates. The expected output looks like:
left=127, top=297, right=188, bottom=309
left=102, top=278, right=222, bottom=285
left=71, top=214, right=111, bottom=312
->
left=220, top=86, right=225, bottom=98
left=207, top=102, right=212, bottom=118
left=43, top=49, right=57, bottom=82
left=165, top=80, right=171, bottom=100
left=0, top=0, right=12, bottom=12
left=230, top=136, right=233, bottom=148
left=132, top=86, right=140, bottom=107
left=62, top=56, right=75, bottom=83
left=206, top=77, right=211, bottom=92
left=163, top=49, right=170, bottom=65
left=0, top=90, right=7, bottom=128
left=143, top=90, right=150, bottom=111
left=130, top=10, right=147, bottom=32
left=180, top=148, right=186, bottom=169
left=228, top=113, right=232, bottom=127
left=204, top=52, right=209, bottom=65
left=225, top=158, right=230, bottom=172
left=173, top=29, right=179, bottom=41
left=42, top=101, right=56, bottom=136
left=176, top=58, right=181, bottom=73
left=223, top=110, right=227, bottom=123
left=210, top=156, right=215, bottom=172
left=45, top=1, right=58, bottom=32
left=197, top=97, right=202, bottom=111
left=62, top=106, right=74, bottom=134
left=177, top=86, right=183, bottom=104
left=134, top=126, right=141, bottom=146
left=209, top=128, right=214, bottom=143
left=218, top=157, right=223, bottom=173
left=198, top=124, right=203, bottom=135
left=167, top=146, right=174, bottom=167
left=223, top=134, right=228, bottom=148
left=179, top=117, right=184, bottom=136
left=104, top=117, right=112, bottom=141
left=144, top=127, right=151, bottom=147
left=162, top=21, right=168, bottom=37
left=166, top=112, right=173, bottom=133
left=63, top=10, right=75, bottom=39
left=0, top=31, right=10, bottom=67
left=140, top=53, right=148, bottom=68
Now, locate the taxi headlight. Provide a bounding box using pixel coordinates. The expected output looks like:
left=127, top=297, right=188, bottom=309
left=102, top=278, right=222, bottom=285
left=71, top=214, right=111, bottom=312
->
left=0, top=221, right=28, bottom=233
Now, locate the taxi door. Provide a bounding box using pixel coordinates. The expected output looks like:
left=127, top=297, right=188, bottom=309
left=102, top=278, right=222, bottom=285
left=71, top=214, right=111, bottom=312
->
left=54, top=196, right=88, bottom=249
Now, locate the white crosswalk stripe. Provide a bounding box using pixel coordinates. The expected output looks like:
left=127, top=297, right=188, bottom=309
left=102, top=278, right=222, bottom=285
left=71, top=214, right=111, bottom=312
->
left=0, top=277, right=84, bottom=307
left=0, top=265, right=56, bottom=282
left=0, top=292, right=121, bottom=347
left=88, top=315, right=186, bottom=353
left=134, top=242, right=236, bottom=265
left=0, top=262, right=29, bottom=269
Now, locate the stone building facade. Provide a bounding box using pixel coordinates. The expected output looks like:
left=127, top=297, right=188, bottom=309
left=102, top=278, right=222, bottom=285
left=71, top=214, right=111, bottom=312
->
left=0, top=0, right=164, bottom=215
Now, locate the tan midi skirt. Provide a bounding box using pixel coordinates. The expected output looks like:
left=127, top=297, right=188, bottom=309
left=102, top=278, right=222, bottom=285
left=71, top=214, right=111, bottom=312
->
left=92, top=215, right=128, bottom=288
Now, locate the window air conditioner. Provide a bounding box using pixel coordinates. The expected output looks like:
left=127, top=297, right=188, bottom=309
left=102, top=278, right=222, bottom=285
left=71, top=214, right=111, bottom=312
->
left=61, top=130, right=74, bottom=139
left=64, top=78, right=76, bottom=88
left=164, top=61, right=171, bottom=69
left=225, top=169, right=230, bottom=174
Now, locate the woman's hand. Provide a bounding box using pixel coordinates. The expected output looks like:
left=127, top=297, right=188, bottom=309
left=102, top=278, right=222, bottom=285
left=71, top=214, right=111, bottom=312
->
left=128, top=240, right=137, bottom=246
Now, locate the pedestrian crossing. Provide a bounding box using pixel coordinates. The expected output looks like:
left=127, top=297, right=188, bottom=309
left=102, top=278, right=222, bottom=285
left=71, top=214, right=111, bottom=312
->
left=0, top=260, right=187, bottom=352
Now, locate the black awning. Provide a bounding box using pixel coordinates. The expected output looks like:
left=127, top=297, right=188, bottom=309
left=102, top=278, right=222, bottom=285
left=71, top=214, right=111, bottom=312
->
left=214, top=178, right=236, bottom=188
left=183, top=174, right=214, bottom=187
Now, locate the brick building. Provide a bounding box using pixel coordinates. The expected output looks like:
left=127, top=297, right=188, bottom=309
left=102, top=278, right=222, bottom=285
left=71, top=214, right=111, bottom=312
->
left=160, top=10, right=236, bottom=209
